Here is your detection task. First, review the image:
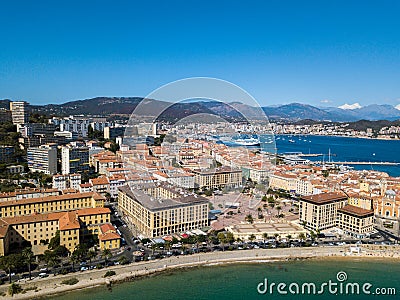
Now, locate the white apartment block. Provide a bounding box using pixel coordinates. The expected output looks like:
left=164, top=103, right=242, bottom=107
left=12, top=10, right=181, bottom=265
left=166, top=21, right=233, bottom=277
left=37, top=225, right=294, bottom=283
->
left=52, top=174, right=82, bottom=191
left=61, top=143, right=90, bottom=174
left=27, top=144, right=57, bottom=175
left=10, top=101, right=29, bottom=125
left=49, top=115, right=110, bottom=138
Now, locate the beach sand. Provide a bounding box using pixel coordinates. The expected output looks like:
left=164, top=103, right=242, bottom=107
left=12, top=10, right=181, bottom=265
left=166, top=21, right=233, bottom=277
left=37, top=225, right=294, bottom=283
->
left=3, top=245, right=400, bottom=299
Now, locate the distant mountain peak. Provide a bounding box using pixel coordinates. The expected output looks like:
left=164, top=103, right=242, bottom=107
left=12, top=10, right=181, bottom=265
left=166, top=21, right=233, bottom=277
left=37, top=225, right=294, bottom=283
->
left=338, top=102, right=362, bottom=110
left=395, top=104, right=400, bottom=111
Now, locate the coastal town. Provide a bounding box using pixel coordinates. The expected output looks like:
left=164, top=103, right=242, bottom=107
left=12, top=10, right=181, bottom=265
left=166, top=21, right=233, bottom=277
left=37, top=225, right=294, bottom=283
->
left=0, top=101, right=399, bottom=297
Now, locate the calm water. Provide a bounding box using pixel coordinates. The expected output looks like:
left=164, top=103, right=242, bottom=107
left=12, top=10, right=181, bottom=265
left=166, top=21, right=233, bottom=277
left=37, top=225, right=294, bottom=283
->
left=52, top=260, right=400, bottom=299
left=275, top=135, right=400, bottom=177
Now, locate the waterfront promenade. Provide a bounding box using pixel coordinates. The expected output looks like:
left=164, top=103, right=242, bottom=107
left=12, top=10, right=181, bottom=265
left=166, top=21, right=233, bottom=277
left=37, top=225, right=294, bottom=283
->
left=5, top=245, right=400, bottom=299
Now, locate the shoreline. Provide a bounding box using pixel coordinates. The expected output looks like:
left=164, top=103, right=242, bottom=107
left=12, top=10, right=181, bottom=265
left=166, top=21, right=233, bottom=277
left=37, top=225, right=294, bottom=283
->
left=5, top=245, right=400, bottom=299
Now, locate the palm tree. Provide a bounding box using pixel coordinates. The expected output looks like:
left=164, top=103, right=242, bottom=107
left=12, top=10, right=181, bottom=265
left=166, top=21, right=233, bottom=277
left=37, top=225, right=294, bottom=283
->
left=249, top=234, right=256, bottom=243
left=262, top=233, right=269, bottom=245
left=298, top=233, right=306, bottom=241
left=276, top=206, right=282, bottom=217
left=274, top=233, right=279, bottom=241
left=22, top=247, right=34, bottom=280
left=165, top=241, right=172, bottom=253
left=69, top=252, right=79, bottom=271
left=102, top=249, right=112, bottom=264
left=87, top=250, right=97, bottom=269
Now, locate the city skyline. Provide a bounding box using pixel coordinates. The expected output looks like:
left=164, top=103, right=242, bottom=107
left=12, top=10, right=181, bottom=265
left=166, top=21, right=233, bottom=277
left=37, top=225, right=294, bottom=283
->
left=1, top=1, right=400, bottom=107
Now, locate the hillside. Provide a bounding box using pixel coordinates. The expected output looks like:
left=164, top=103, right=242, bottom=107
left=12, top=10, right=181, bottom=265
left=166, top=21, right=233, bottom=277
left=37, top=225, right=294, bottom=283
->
left=2, top=97, right=400, bottom=123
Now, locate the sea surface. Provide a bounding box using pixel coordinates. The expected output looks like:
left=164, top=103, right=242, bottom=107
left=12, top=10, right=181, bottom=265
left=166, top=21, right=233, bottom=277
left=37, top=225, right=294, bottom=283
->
left=273, top=135, right=400, bottom=177
left=52, top=259, right=400, bottom=299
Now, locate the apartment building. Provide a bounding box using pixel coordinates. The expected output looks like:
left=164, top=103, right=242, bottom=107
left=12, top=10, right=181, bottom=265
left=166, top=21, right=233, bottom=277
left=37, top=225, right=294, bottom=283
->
left=27, top=144, right=58, bottom=175
left=90, top=176, right=110, bottom=197
left=0, top=192, right=105, bottom=218
left=0, top=207, right=114, bottom=255
left=336, top=205, right=374, bottom=238
left=118, top=185, right=209, bottom=238
left=10, top=101, right=29, bottom=126
left=61, top=143, right=90, bottom=174
left=0, top=188, right=61, bottom=202
left=269, top=172, right=297, bottom=192
left=192, top=166, right=242, bottom=190
left=52, top=174, right=82, bottom=191
left=6, top=165, right=24, bottom=174
left=49, top=115, right=110, bottom=138
left=98, top=223, right=121, bottom=250
left=299, top=192, right=348, bottom=231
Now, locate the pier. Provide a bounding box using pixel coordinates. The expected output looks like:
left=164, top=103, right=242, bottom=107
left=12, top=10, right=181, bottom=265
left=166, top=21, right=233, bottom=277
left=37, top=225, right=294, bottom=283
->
left=297, top=153, right=323, bottom=157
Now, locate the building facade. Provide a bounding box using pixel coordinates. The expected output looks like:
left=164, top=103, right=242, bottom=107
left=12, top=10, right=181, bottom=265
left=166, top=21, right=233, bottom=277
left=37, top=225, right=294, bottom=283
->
left=118, top=185, right=209, bottom=238
left=299, top=192, right=348, bottom=231
left=10, top=101, right=29, bottom=126
left=27, top=144, right=58, bottom=175
left=61, top=143, right=90, bottom=174
left=192, top=166, right=242, bottom=190
left=336, top=205, right=374, bottom=238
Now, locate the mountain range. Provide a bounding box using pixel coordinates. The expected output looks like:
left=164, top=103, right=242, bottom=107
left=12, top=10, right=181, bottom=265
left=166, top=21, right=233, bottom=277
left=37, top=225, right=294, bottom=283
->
left=1, top=97, right=400, bottom=122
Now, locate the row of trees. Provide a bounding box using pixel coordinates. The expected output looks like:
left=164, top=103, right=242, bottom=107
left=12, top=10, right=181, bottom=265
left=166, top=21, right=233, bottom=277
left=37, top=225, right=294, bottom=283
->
left=0, top=247, right=34, bottom=284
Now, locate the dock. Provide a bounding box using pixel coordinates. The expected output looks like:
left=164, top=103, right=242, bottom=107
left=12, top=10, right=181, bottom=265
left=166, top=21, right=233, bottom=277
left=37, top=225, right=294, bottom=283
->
left=297, top=153, right=323, bottom=157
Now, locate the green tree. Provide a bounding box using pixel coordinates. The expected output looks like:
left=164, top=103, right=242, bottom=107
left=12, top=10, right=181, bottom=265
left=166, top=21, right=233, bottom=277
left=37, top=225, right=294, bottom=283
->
left=102, top=249, right=112, bottom=264
left=118, top=256, right=128, bottom=265
left=298, top=233, right=306, bottom=241
left=262, top=232, right=269, bottom=244
left=245, top=214, right=254, bottom=224
left=151, top=243, right=158, bottom=256
left=42, top=250, right=59, bottom=268
left=73, top=243, right=88, bottom=261
left=226, top=232, right=235, bottom=244
left=276, top=206, right=282, bottom=217
left=8, top=282, right=22, bottom=296
left=22, top=247, right=34, bottom=280
left=69, top=252, right=79, bottom=271
left=87, top=250, right=97, bottom=269
left=217, top=232, right=227, bottom=251
left=249, top=234, right=256, bottom=243
left=0, top=255, right=15, bottom=284
left=204, top=189, right=213, bottom=197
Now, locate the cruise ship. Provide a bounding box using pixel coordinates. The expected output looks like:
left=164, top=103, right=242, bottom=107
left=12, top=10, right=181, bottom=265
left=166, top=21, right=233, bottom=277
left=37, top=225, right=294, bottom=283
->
left=233, top=137, right=260, bottom=146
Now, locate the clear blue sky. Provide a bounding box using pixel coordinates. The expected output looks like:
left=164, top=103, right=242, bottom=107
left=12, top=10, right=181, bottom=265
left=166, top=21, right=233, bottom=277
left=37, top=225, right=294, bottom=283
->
left=1, top=0, right=400, bottom=107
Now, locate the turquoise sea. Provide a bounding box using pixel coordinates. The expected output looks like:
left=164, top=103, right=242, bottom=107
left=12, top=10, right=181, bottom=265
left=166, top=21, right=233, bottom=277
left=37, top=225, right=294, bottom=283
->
left=52, top=259, right=400, bottom=300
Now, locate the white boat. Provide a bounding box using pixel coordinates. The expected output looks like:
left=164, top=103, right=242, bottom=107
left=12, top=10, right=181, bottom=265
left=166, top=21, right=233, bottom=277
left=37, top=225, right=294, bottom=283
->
left=289, top=139, right=295, bottom=143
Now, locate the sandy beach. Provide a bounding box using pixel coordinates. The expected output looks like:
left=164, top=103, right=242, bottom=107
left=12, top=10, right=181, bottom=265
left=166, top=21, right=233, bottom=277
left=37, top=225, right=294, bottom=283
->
left=2, top=244, right=399, bottom=299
